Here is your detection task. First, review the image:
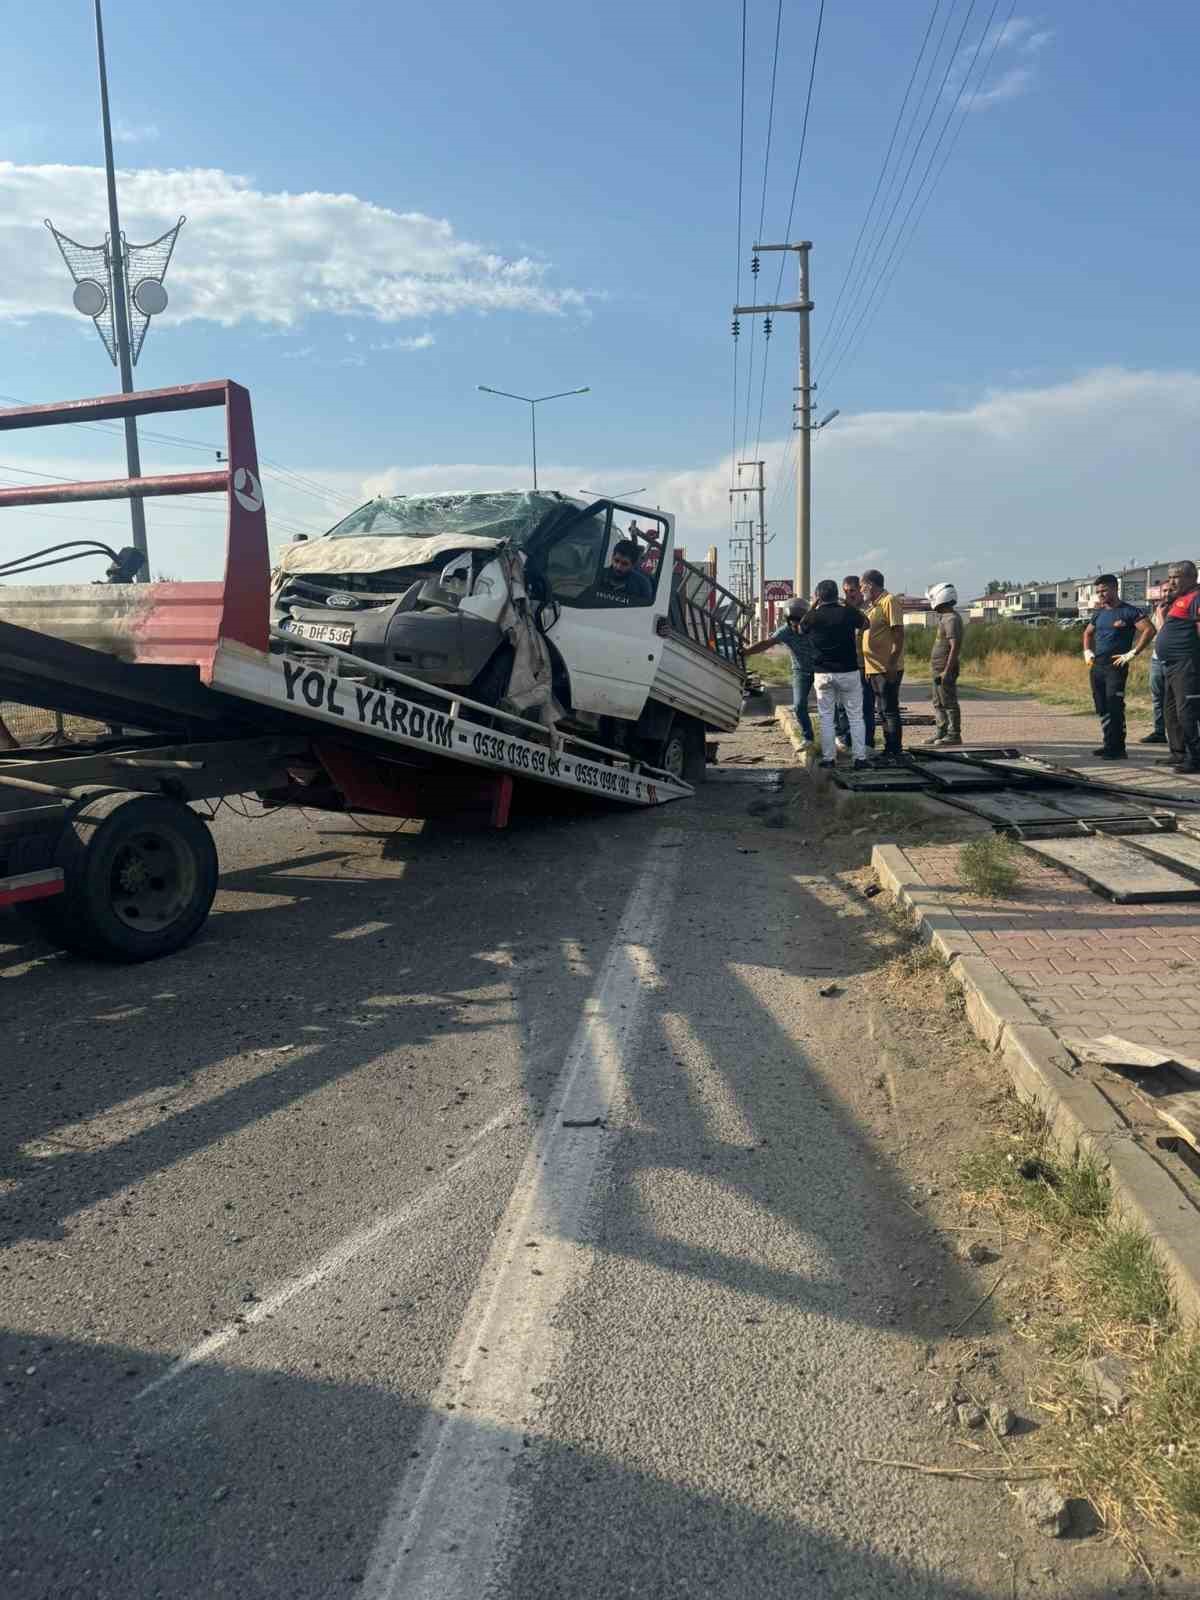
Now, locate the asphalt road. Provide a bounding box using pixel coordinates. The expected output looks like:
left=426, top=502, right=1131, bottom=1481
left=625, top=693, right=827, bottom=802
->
left=0, top=755, right=1137, bottom=1599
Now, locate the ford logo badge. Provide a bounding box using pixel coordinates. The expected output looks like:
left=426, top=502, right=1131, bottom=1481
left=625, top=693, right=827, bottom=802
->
left=325, top=592, right=360, bottom=610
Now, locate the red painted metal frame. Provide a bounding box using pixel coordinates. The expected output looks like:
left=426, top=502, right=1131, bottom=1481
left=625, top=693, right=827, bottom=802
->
left=0, top=471, right=227, bottom=508
left=0, top=380, right=271, bottom=673
left=315, top=742, right=514, bottom=829
left=0, top=868, right=65, bottom=907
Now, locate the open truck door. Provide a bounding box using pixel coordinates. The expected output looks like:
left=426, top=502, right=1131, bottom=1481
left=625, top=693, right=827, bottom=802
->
left=525, top=501, right=671, bottom=723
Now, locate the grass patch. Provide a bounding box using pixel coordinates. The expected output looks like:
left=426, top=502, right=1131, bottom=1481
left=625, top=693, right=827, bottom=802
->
left=904, top=620, right=1154, bottom=717
left=958, top=1096, right=1200, bottom=1560
left=959, top=833, right=1021, bottom=898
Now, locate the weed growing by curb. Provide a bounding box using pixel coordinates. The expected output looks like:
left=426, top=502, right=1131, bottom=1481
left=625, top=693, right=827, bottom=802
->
left=959, top=1096, right=1200, bottom=1561
left=960, top=833, right=1020, bottom=898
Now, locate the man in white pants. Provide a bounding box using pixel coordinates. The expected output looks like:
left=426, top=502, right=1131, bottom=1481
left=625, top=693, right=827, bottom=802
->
left=799, top=579, right=869, bottom=768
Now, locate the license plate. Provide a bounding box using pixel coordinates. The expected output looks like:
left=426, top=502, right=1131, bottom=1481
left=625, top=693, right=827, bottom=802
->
left=287, top=621, right=354, bottom=646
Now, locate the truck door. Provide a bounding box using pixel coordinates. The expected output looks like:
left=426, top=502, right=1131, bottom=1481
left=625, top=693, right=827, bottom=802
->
left=534, top=503, right=672, bottom=722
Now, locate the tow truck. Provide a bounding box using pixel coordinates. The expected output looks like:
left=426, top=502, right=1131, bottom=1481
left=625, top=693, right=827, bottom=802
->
left=0, top=381, right=748, bottom=962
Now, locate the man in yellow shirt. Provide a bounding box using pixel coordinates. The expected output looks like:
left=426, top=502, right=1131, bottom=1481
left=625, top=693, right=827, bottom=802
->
left=861, top=568, right=906, bottom=762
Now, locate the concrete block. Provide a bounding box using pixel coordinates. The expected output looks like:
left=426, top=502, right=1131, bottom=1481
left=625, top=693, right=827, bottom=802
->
left=951, top=954, right=1040, bottom=1051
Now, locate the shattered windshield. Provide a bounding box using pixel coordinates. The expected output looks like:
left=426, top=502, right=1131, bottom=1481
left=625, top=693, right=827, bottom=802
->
left=326, top=490, right=571, bottom=543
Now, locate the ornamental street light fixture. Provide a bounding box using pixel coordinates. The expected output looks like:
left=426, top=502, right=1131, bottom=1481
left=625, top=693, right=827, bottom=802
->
left=477, top=385, right=590, bottom=491
left=44, top=2, right=185, bottom=578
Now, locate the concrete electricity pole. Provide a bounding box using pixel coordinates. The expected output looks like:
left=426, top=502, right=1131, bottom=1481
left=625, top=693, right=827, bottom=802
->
left=735, top=459, right=767, bottom=634
left=734, top=241, right=813, bottom=600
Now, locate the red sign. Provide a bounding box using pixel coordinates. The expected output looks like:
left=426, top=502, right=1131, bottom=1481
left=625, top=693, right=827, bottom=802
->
left=763, top=578, right=794, bottom=602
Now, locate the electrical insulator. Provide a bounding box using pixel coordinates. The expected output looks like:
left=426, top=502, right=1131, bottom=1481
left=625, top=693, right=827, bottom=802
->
left=751, top=254, right=760, bottom=276
left=731, top=317, right=741, bottom=339
left=763, top=316, right=773, bottom=340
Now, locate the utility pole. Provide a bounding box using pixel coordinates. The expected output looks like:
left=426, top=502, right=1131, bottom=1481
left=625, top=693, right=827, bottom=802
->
left=735, top=241, right=813, bottom=601
left=736, top=459, right=767, bottom=635
left=730, top=517, right=757, bottom=632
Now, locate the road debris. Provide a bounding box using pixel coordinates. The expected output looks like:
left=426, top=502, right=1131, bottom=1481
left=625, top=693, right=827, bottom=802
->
left=1017, top=1482, right=1071, bottom=1538
left=818, top=982, right=842, bottom=998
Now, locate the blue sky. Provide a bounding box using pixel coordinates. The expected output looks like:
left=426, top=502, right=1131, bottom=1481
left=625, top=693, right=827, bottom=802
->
left=2, top=0, right=1198, bottom=595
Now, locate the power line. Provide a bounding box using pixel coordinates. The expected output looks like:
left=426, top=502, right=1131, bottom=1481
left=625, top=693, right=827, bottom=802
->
left=823, top=0, right=1004, bottom=392
left=819, top=0, right=978, bottom=382
left=750, top=0, right=828, bottom=464
left=812, top=0, right=944, bottom=372
left=729, top=0, right=749, bottom=547
left=739, top=0, right=785, bottom=464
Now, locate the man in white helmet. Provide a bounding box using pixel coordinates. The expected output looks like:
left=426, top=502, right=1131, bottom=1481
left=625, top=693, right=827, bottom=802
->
left=926, top=582, right=963, bottom=746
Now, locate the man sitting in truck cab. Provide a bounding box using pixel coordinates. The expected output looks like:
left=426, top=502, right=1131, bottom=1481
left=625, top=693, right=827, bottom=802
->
left=593, top=538, right=654, bottom=606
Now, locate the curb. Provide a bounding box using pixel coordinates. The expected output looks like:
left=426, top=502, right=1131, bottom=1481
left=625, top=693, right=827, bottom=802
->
left=773, top=704, right=816, bottom=769
left=872, top=840, right=1200, bottom=1326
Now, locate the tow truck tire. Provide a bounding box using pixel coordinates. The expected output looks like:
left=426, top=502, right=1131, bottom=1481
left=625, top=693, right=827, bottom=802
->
left=28, top=793, right=218, bottom=963
left=659, top=716, right=707, bottom=786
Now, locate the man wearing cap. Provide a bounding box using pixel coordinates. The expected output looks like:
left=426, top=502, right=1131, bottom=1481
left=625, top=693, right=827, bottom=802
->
left=1082, top=575, right=1153, bottom=760
left=743, top=598, right=817, bottom=744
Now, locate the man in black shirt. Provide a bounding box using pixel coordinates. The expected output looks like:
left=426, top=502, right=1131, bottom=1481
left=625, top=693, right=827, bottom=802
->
left=800, top=579, right=869, bottom=768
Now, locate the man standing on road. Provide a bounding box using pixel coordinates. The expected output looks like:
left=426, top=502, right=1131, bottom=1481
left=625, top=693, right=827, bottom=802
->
left=1139, top=575, right=1177, bottom=746
left=833, top=574, right=876, bottom=753
left=1156, top=559, right=1200, bottom=775
left=925, top=582, right=964, bottom=746
left=860, top=569, right=906, bottom=764
left=1082, top=574, right=1153, bottom=760
left=743, top=598, right=816, bottom=745
left=799, top=579, right=869, bottom=769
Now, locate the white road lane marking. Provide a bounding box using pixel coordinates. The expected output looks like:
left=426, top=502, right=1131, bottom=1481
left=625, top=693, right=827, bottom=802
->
left=135, top=1106, right=515, bottom=1403
left=361, top=831, right=683, bottom=1600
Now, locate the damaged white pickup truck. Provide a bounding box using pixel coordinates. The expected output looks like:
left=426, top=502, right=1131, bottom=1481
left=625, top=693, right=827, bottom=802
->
left=272, top=491, right=749, bottom=783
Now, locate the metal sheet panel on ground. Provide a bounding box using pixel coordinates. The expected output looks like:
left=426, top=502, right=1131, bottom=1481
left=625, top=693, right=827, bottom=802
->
left=1020, top=834, right=1200, bottom=903
left=1119, top=831, right=1200, bottom=887
left=942, top=792, right=1068, bottom=827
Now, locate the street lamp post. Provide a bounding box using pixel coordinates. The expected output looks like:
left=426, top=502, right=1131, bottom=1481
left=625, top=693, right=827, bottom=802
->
left=45, top=1, right=184, bottom=579
left=477, top=385, right=590, bottom=490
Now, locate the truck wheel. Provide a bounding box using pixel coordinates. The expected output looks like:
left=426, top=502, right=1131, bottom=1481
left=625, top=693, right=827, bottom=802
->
left=659, top=717, right=707, bottom=785
left=31, top=793, right=218, bottom=962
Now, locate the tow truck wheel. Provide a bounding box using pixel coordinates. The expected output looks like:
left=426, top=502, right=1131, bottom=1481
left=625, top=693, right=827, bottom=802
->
left=28, top=792, right=218, bottom=963
left=659, top=717, right=706, bottom=786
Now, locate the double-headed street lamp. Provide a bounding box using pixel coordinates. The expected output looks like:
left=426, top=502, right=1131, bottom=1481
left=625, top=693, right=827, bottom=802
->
left=477, top=385, right=589, bottom=491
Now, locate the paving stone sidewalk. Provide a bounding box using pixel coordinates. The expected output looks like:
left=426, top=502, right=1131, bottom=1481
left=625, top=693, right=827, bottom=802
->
left=900, top=683, right=1200, bottom=1061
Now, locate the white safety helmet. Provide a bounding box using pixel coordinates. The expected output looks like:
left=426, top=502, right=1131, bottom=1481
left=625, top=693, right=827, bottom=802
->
left=927, top=582, right=958, bottom=609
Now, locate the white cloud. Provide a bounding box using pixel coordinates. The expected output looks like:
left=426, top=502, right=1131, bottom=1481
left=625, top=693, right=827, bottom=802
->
left=0, top=161, right=591, bottom=328
left=371, top=333, right=436, bottom=352
left=113, top=120, right=160, bottom=144
left=280, top=345, right=315, bottom=360
left=948, top=13, right=1054, bottom=112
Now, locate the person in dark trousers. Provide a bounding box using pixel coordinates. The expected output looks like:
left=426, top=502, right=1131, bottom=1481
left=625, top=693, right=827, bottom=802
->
left=743, top=598, right=816, bottom=743
left=925, top=581, right=963, bottom=745
left=799, top=579, right=869, bottom=767
left=1140, top=578, right=1176, bottom=745
left=833, top=574, right=876, bottom=751
left=860, top=568, right=905, bottom=763
left=1082, top=575, right=1153, bottom=759
left=1156, top=559, right=1200, bottom=775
